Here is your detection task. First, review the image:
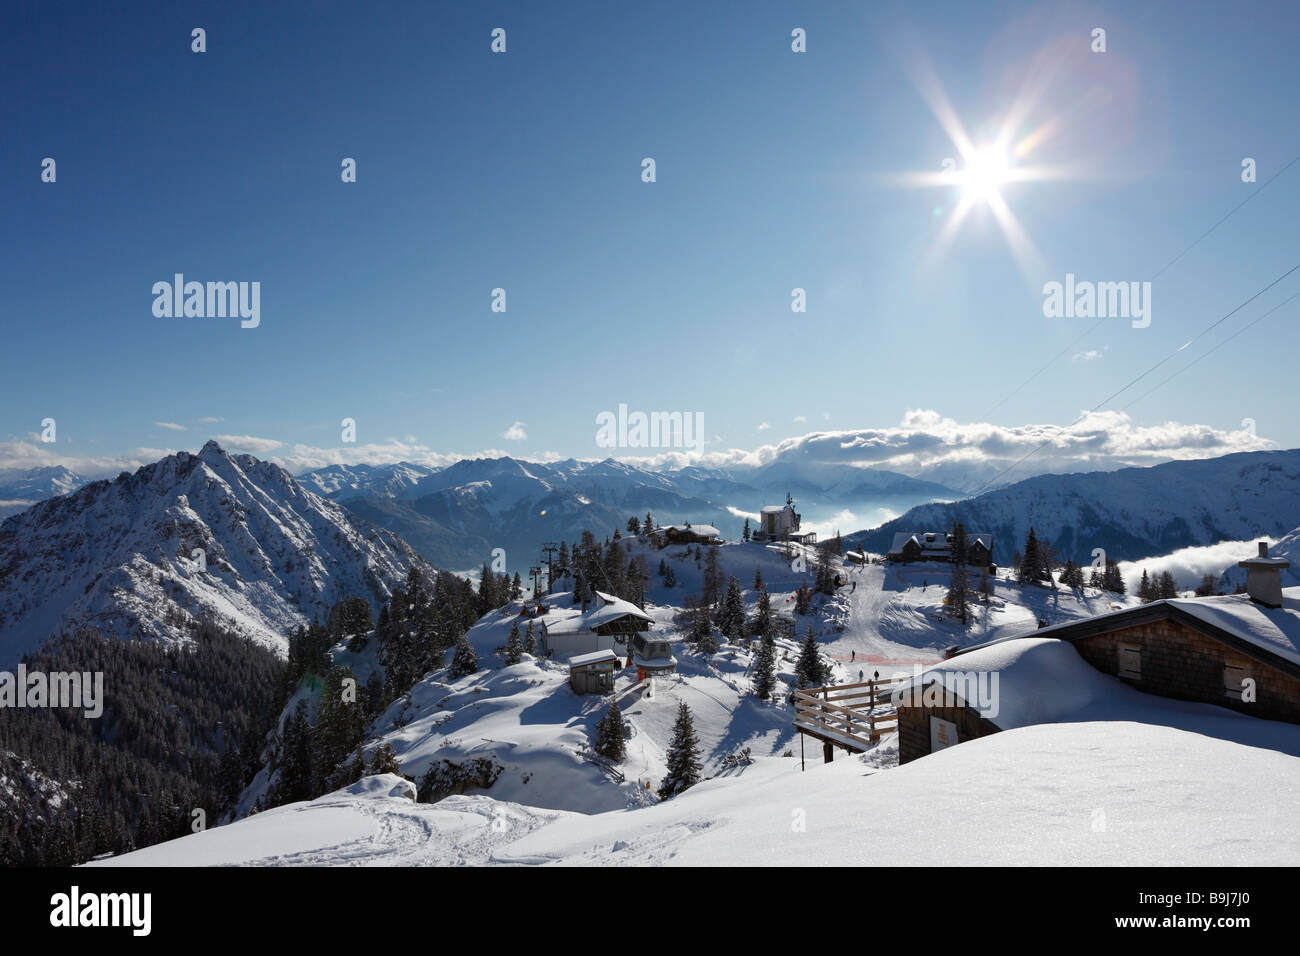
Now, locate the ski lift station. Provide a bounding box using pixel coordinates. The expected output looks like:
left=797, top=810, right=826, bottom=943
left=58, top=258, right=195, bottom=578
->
left=631, top=633, right=677, bottom=681
left=537, top=590, right=654, bottom=658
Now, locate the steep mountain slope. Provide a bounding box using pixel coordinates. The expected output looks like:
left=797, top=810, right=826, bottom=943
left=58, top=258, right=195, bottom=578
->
left=857, top=448, right=1300, bottom=565
left=0, top=441, right=431, bottom=665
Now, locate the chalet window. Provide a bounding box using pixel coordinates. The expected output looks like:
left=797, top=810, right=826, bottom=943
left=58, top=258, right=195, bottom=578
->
left=1224, top=665, right=1250, bottom=700
left=1118, top=644, right=1142, bottom=680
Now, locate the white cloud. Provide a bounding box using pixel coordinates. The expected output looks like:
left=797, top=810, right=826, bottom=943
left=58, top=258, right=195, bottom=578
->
left=154, top=421, right=187, bottom=431
left=1117, top=538, right=1272, bottom=593
left=1072, top=349, right=1105, bottom=362
left=793, top=415, right=807, bottom=423
left=503, top=422, right=528, bottom=441
left=214, top=435, right=283, bottom=453
left=1, top=408, right=1278, bottom=493
left=198, top=417, right=223, bottom=424
left=600, top=408, right=1276, bottom=478
left=757, top=422, right=771, bottom=431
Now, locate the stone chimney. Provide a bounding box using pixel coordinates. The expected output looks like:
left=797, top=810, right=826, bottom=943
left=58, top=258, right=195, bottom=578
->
left=1238, top=541, right=1289, bottom=609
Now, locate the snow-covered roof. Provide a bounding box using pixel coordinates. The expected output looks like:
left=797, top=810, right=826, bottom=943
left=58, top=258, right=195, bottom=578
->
left=589, top=590, right=653, bottom=626
left=974, top=587, right=1300, bottom=674
left=568, top=649, right=621, bottom=668
left=760, top=505, right=789, bottom=514
left=1166, top=590, right=1300, bottom=668
left=540, top=592, right=652, bottom=634
left=657, top=524, right=721, bottom=537
left=888, top=531, right=992, bottom=554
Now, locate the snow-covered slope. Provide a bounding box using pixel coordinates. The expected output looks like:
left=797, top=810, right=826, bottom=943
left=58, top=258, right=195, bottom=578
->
left=859, top=448, right=1300, bottom=565
left=95, top=699, right=1300, bottom=866
left=0, top=441, right=432, bottom=665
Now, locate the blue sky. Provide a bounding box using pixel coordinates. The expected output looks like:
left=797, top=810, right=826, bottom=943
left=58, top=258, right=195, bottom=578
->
left=2, top=0, right=1297, bottom=477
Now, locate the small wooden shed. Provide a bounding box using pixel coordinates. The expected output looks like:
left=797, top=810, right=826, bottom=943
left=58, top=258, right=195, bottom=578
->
left=569, top=649, right=621, bottom=694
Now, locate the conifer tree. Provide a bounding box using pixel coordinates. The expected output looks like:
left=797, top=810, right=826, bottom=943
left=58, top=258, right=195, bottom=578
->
left=657, top=701, right=702, bottom=800
left=1018, top=527, right=1046, bottom=584
left=1102, top=558, right=1127, bottom=595
left=752, top=631, right=777, bottom=700
left=594, top=699, right=627, bottom=761
left=448, top=635, right=478, bottom=679
left=1158, top=570, right=1178, bottom=600
left=504, top=620, right=523, bottom=665
left=794, top=626, right=829, bottom=688
left=312, top=666, right=366, bottom=794
left=753, top=586, right=772, bottom=640
left=1138, top=569, right=1154, bottom=603
left=718, top=576, right=745, bottom=642
left=524, top=619, right=537, bottom=655
left=366, top=742, right=402, bottom=776
left=742, top=518, right=751, bottom=541
left=702, top=546, right=723, bottom=607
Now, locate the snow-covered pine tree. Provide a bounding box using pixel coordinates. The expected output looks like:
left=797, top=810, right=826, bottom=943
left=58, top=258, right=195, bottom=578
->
left=657, top=701, right=702, bottom=800
left=594, top=699, right=627, bottom=761
left=753, top=586, right=772, bottom=639
left=719, top=576, right=745, bottom=642
left=742, top=518, right=751, bottom=541
left=504, top=619, right=523, bottom=665
left=702, top=546, right=723, bottom=607
left=448, top=635, right=478, bottom=679
left=1138, top=569, right=1154, bottom=603
left=752, top=631, right=777, bottom=700
left=524, top=619, right=537, bottom=655
left=366, top=742, right=402, bottom=776
left=694, top=600, right=719, bottom=654
left=794, top=626, right=829, bottom=688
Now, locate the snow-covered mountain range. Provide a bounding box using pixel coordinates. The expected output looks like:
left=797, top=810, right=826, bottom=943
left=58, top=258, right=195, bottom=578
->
left=857, top=449, right=1300, bottom=566
left=296, top=456, right=958, bottom=568
left=0, top=465, right=87, bottom=520
left=0, top=441, right=431, bottom=665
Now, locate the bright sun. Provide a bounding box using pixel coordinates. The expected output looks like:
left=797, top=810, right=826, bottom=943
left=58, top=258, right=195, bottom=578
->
left=962, top=147, right=1011, bottom=202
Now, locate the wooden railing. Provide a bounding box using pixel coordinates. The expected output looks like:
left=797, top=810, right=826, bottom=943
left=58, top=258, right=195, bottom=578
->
left=792, top=676, right=904, bottom=751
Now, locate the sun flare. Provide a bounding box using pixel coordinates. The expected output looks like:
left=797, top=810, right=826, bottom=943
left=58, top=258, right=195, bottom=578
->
left=962, top=146, right=1012, bottom=202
